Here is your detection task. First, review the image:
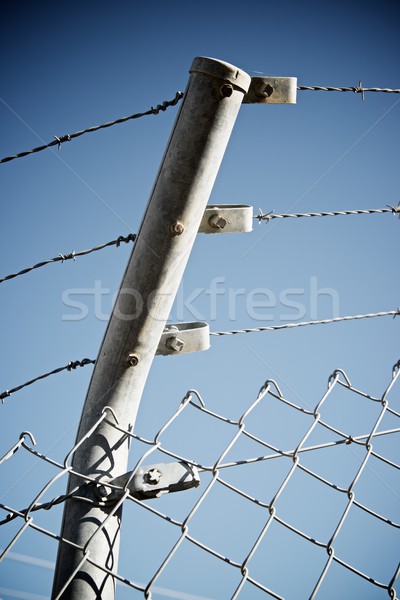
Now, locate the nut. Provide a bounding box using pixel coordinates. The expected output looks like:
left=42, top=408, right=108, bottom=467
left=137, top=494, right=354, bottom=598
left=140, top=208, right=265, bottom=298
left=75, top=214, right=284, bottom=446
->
left=263, top=84, right=274, bottom=97
left=166, top=336, right=185, bottom=352
left=96, top=483, right=113, bottom=501
left=127, top=353, right=139, bottom=367
left=208, top=214, right=227, bottom=230
left=170, top=222, right=184, bottom=236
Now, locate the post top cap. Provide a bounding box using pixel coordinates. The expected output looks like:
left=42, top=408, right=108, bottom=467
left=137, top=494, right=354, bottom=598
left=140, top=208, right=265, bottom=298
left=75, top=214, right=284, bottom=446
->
left=190, top=57, right=251, bottom=93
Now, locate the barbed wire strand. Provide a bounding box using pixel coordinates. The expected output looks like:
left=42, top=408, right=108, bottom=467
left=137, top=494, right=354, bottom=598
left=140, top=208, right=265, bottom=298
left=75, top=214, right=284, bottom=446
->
left=0, top=233, right=136, bottom=284
left=256, top=204, right=400, bottom=222
left=4, top=203, right=398, bottom=286
left=0, top=91, right=183, bottom=164
left=2, top=83, right=398, bottom=166
left=0, top=358, right=95, bottom=403
left=297, top=82, right=400, bottom=99
left=210, top=308, right=400, bottom=336
left=1, top=309, right=397, bottom=403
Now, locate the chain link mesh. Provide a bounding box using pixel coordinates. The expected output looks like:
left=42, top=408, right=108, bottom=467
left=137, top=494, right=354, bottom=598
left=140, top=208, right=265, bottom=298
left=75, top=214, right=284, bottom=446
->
left=1, top=361, right=399, bottom=598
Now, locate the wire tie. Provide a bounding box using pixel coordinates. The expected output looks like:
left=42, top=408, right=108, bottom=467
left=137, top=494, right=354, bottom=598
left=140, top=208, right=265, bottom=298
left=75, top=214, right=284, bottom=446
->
left=116, top=233, right=136, bottom=246
left=116, top=236, right=127, bottom=247
left=80, top=358, right=95, bottom=366
left=67, top=361, right=79, bottom=371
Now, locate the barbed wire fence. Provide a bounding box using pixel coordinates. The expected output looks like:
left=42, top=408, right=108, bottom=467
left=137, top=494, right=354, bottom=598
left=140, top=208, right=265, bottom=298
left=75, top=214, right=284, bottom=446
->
left=1, top=79, right=399, bottom=599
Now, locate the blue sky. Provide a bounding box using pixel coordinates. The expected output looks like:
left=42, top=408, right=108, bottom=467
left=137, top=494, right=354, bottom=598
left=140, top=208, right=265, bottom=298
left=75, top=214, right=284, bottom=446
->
left=0, top=1, right=399, bottom=599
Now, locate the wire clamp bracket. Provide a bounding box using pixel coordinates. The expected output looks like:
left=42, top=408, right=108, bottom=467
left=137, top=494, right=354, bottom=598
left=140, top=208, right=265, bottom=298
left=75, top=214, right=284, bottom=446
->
left=156, top=322, right=210, bottom=356
left=243, top=76, right=297, bottom=104
left=95, top=461, right=200, bottom=502
left=199, top=204, right=253, bottom=234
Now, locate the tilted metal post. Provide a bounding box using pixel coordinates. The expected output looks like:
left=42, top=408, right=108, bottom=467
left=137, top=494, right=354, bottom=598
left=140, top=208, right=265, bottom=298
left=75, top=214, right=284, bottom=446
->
left=52, top=57, right=250, bottom=599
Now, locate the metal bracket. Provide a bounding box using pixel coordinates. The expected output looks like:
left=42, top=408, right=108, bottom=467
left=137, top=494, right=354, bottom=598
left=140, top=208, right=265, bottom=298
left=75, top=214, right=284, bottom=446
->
left=156, top=321, right=210, bottom=356
left=95, top=461, right=200, bottom=502
left=243, top=77, right=297, bottom=104
left=198, top=204, right=253, bottom=234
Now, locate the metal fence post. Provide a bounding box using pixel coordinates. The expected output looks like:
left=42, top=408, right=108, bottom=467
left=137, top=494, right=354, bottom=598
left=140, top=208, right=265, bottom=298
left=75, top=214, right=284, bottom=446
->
left=52, top=57, right=250, bottom=599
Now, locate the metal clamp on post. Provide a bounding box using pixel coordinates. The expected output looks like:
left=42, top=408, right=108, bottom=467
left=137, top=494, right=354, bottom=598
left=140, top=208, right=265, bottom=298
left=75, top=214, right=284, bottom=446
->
left=243, top=77, right=297, bottom=104
left=95, top=461, right=200, bottom=502
left=156, top=322, right=210, bottom=356
left=198, top=204, right=253, bottom=234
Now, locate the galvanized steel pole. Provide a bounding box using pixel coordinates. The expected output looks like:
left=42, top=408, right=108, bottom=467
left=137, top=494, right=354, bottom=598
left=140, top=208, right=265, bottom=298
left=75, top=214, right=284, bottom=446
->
left=52, top=57, right=250, bottom=599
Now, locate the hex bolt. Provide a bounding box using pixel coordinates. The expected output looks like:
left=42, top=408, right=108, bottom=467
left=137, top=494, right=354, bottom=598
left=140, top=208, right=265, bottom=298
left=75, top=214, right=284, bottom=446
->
left=166, top=336, right=185, bottom=352
left=127, top=353, right=139, bottom=367
left=170, top=222, right=184, bottom=236
left=220, top=84, right=234, bottom=98
left=209, top=214, right=227, bottom=229
left=145, top=468, right=162, bottom=485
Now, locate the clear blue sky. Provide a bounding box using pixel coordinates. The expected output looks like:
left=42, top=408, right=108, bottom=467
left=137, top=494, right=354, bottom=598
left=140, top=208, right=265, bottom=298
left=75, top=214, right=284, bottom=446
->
left=1, top=1, right=399, bottom=599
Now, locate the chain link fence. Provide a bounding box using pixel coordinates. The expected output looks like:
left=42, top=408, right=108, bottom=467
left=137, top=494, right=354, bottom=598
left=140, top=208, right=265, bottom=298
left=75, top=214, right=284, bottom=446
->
left=1, top=360, right=399, bottom=599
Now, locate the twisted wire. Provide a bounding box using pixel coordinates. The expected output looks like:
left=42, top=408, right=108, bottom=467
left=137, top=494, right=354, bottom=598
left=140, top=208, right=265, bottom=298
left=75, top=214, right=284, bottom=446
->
left=0, top=91, right=183, bottom=164
left=2, top=203, right=397, bottom=285
left=210, top=308, right=400, bottom=337
left=2, top=308, right=397, bottom=402
left=0, top=232, right=136, bottom=284
left=0, top=358, right=95, bottom=403
left=297, top=83, right=400, bottom=98
left=256, top=204, right=400, bottom=222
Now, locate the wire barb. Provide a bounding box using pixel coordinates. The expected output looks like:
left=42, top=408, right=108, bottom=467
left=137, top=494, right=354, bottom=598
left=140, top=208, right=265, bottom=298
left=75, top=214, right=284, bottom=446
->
left=386, top=202, right=400, bottom=219
left=0, top=92, right=184, bottom=164
left=54, top=134, right=71, bottom=149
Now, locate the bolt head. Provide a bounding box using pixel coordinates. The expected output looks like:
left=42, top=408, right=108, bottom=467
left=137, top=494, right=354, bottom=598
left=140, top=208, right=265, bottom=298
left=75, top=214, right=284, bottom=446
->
left=166, top=336, right=185, bottom=352
left=145, top=468, right=162, bottom=485
left=127, top=353, right=139, bottom=366
left=170, top=222, right=184, bottom=236
left=209, top=214, right=227, bottom=230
